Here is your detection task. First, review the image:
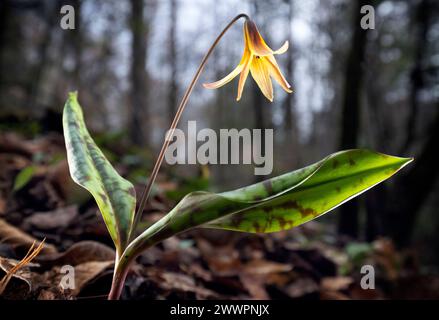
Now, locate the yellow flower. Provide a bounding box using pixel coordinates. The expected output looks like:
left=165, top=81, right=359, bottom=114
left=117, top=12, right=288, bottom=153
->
left=203, top=19, right=292, bottom=102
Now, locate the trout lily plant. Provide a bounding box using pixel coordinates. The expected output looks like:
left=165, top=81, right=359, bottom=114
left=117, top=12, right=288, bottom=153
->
left=62, top=14, right=412, bottom=300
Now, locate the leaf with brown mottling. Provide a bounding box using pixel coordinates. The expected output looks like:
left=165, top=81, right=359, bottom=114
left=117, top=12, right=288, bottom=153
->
left=63, top=92, right=136, bottom=255
left=125, top=150, right=412, bottom=262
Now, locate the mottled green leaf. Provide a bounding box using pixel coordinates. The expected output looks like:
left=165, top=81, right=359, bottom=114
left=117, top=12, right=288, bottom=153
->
left=207, top=149, right=413, bottom=233
left=125, top=149, right=411, bottom=258
left=62, top=92, right=136, bottom=254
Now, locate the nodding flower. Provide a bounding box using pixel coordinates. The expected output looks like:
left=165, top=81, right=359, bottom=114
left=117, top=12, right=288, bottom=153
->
left=203, top=18, right=292, bottom=102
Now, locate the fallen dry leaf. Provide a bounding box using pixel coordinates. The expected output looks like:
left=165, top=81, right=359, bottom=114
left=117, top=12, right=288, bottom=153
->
left=321, top=276, right=353, bottom=291
left=373, top=238, right=399, bottom=281
left=23, top=205, right=78, bottom=230
left=0, top=219, right=57, bottom=255
left=0, top=194, right=6, bottom=214
left=239, top=274, right=269, bottom=299
left=37, top=287, right=70, bottom=300
left=47, top=159, right=90, bottom=205
left=0, top=257, right=34, bottom=295
left=41, top=260, right=114, bottom=297
left=197, top=239, right=241, bottom=276
left=37, top=241, right=115, bottom=267
left=242, top=259, right=293, bottom=276
left=283, top=277, right=319, bottom=298
left=0, top=240, right=45, bottom=296
left=320, top=290, right=350, bottom=300
left=0, top=133, right=38, bottom=158
left=146, top=267, right=218, bottom=299
left=181, top=263, right=212, bottom=282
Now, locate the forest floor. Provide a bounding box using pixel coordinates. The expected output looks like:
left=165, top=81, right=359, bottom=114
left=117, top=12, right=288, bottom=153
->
left=1, top=132, right=438, bottom=300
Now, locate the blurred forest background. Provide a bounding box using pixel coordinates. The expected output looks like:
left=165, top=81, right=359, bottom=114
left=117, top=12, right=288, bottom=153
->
left=0, top=0, right=439, bottom=299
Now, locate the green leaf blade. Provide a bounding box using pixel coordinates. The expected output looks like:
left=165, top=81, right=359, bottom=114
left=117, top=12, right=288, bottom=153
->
left=125, top=149, right=411, bottom=263
left=134, top=149, right=410, bottom=240
left=207, top=149, right=412, bottom=233
left=62, top=92, right=136, bottom=253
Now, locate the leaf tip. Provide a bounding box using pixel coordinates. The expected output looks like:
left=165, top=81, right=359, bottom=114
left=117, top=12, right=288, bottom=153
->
left=68, top=91, right=78, bottom=100
left=399, top=156, right=414, bottom=166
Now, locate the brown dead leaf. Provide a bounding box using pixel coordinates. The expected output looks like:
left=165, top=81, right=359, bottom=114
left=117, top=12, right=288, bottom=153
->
left=238, top=259, right=293, bottom=299
left=0, top=133, right=37, bottom=158
left=321, top=276, right=353, bottom=292
left=283, top=277, right=319, bottom=298
left=28, top=178, right=63, bottom=209
left=242, top=259, right=293, bottom=276
left=197, top=239, right=241, bottom=276
left=0, top=219, right=57, bottom=255
left=72, top=261, right=113, bottom=296
left=23, top=205, right=78, bottom=230
left=239, top=274, right=269, bottom=299
left=42, top=260, right=114, bottom=297
left=47, top=159, right=90, bottom=205
left=37, top=241, right=115, bottom=267
left=37, top=287, right=70, bottom=300
left=0, top=240, right=45, bottom=296
left=0, top=257, right=34, bottom=295
left=0, top=153, right=30, bottom=174
left=181, top=263, right=212, bottom=282
left=373, top=238, right=399, bottom=280
left=310, top=241, right=349, bottom=267
left=146, top=267, right=217, bottom=299
left=0, top=194, right=6, bottom=214
left=265, top=272, right=295, bottom=287
left=320, top=290, right=350, bottom=300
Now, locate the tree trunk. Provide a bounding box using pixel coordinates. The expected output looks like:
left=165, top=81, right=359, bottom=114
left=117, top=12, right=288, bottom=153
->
left=26, top=1, right=59, bottom=110
left=381, top=0, right=436, bottom=247
left=337, top=0, right=368, bottom=238
left=167, top=0, right=178, bottom=123
left=129, top=0, right=149, bottom=146
left=399, top=0, right=430, bottom=153
left=385, top=107, right=439, bottom=247
left=0, top=0, right=11, bottom=105
left=71, top=0, right=82, bottom=88
left=282, top=0, right=299, bottom=167
left=365, top=0, right=433, bottom=242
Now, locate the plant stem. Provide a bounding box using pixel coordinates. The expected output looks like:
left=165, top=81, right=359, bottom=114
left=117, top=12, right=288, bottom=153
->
left=108, top=211, right=176, bottom=300
left=130, top=13, right=249, bottom=240
left=108, top=254, right=132, bottom=300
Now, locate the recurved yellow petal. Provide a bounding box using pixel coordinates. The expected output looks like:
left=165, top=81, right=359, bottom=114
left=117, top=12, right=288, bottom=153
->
left=250, top=57, right=273, bottom=102
left=266, top=55, right=292, bottom=93
left=237, top=51, right=253, bottom=101
left=273, top=41, right=289, bottom=55
left=202, top=17, right=292, bottom=102
left=203, top=63, right=244, bottom=89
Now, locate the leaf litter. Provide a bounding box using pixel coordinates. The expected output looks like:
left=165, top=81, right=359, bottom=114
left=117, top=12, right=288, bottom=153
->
left=1, top=132, right=438, bottom=300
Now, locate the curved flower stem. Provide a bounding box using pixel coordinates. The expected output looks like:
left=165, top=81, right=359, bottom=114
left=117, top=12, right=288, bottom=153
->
left=109, top=13, right=249, bottom=301
left=130, top=13, right=249, bottom=241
